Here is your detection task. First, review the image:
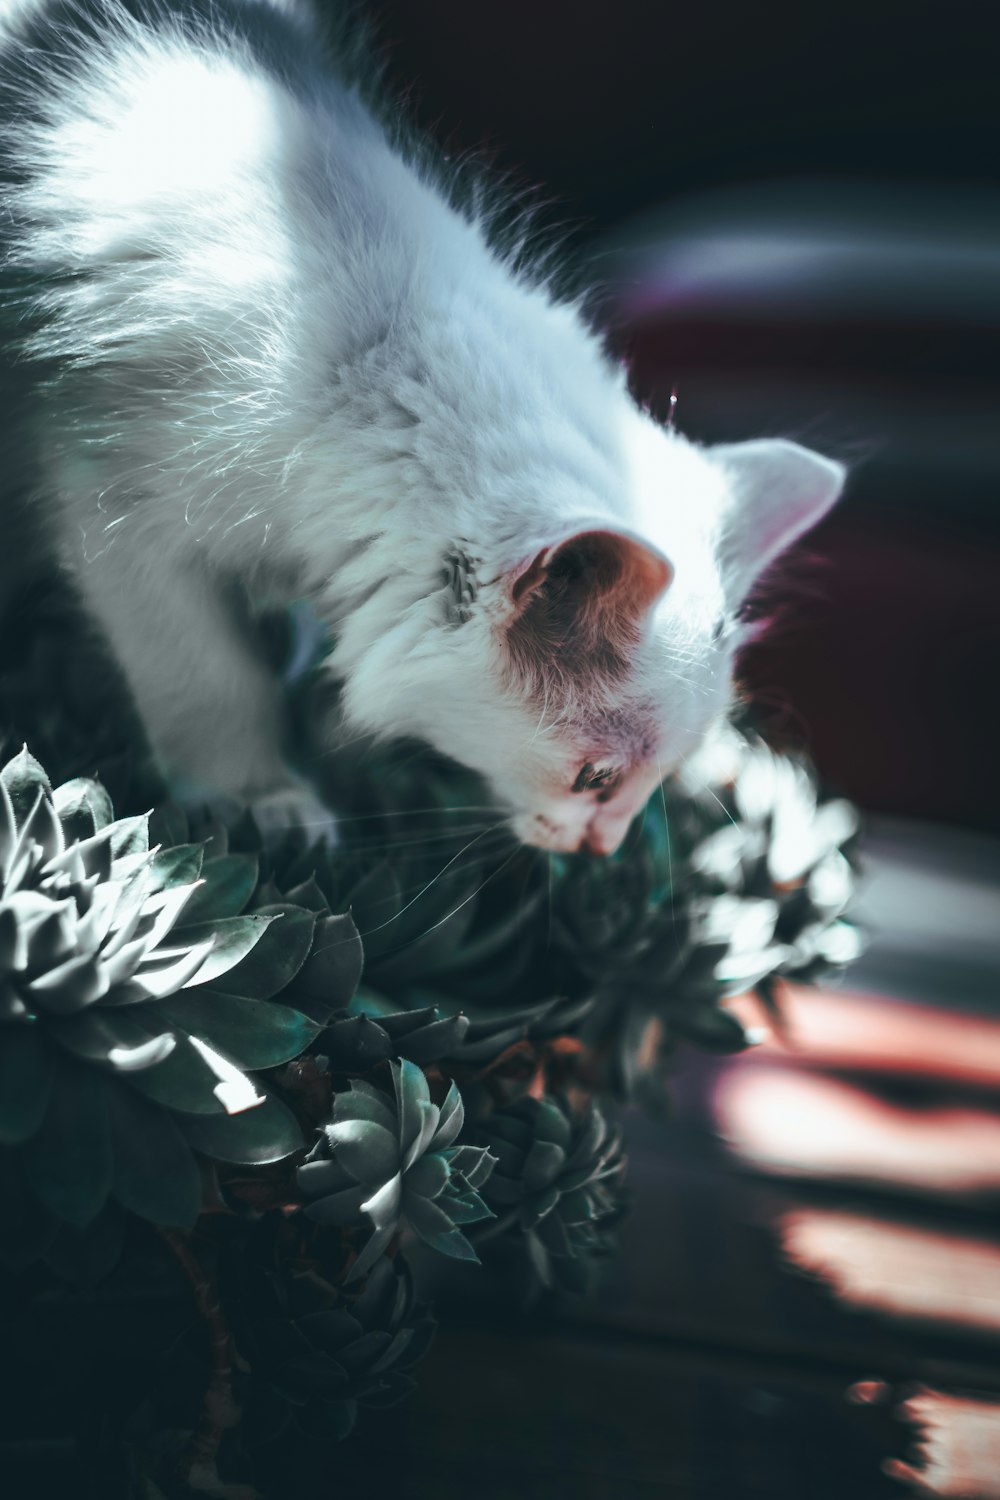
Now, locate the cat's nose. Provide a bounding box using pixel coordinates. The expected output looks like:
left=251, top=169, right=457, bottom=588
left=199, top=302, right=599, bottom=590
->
left=582, top=818, right=630, bottom=856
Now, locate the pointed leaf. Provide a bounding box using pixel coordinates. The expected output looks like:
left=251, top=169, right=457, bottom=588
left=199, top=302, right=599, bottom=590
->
left=108, top=814, right=150, bottom=859
left=334, top=1083, right=397, bottom=1135
left=295, top=913, right=363, bottom=1020
left=187, top=905, right=312, bottom=1000
left=18, top=790, right=64, bottom=863
left=148, top=843, right=205, bottom=891
left=157, top=989, right=319, bottom=1069
left=359, top=1173, right=403, bottom=1232
left=404, top=1194, right=479, bottom=1262
left=444, top=1187, right=493, bottom=1225
left=178, top=853, right=258, bottom=924
left=178, top=916, right=275, bottom=990
left=126, top=1035, right=230, bottom=1114
left=127, top=937, right=217, bottom=999
left=403, top=1152, right=449, bottom=1200
left=344, top=1221, right=395, bottom=1282
left=300, top=1181, right=369, bottom=1227
left=1, top=746, right=52, bottom=821
left=177, top=1090, right=303, bottom=1163
left=328, top=1119, right=399, bottom=1185
left=47, top=1009, right=174, bottom=1072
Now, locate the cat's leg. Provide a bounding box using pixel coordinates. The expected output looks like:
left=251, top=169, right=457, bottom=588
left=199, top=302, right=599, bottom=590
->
left=69, top=534, right=336, bottom=838
left=72, top=536, right=288, bottom=794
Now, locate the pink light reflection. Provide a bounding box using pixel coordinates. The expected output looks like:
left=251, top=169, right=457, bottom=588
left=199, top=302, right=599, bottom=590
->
left=715, top=1065, right=1000, bottom=1197
left=728, top=985, right=1000, bottom=1090
left=780, top=1210, right=1000, bottom=1333
left=886, top=1388, right=1000, bottom=1498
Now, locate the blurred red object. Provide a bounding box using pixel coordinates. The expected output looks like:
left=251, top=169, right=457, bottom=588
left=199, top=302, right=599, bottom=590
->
left=729, top=985, right=1000, bottom=1089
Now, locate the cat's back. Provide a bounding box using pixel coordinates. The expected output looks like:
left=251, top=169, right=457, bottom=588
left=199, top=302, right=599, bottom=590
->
left=0, top=0, right=425, bottom=574
left=0, top=0, right=370, bottom=255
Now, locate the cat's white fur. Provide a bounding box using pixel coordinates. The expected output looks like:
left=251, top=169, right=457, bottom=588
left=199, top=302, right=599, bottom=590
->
left=0, top=0, right=844, bottom=852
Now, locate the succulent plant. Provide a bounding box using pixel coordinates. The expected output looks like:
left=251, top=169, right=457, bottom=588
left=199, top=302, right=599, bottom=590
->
left=543, top=725, right=862, bottom=1103
left=320, top=1001, right=471, bottom=1071
left=476, top=1094, right=628, bottom=1295
left=298, top=1059, right=496, bottom=1278
left=226, top=1218, right=436, bottom=1469
left=0, top=747, right=326, bottom=1238
left=679, top=725, right=863, bottom=987
left=0, top=573, right=867, bottom=1490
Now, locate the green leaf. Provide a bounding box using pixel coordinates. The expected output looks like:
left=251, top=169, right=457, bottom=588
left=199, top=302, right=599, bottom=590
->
left=22, top=1059, right=112, bottom=1228
left=148, top=842, right=205, bottom=891
left=281, top=875, right=329, bottom=913
left=1, top=746, right=52, bottom=821
left=327, top=1119, right=399, bottom=1185
left=108, top=813, right=151, bottom=859
left=404, top=1194, right=479, bottom=1261
left=177, top=1091, right=303, bottom=1163
left=521, top=1140, right=565, bottom=1192
left=347, top=987, right=400, bottom=1021
left=295, top=912, right=363, bottom=1020
left=126, top=1035, right=228, bottom=1114
left=52, top=777, right=114, bottom=842
left=157, top=990, right=320, bottom=1069
left=45, top=1009, right=175, bottom=1073
left=0, top=1025, right=53, bottom=1144
left=178, top=915, right=275, bottom=989
left=203, top=904, right=315, bottom=1000
left=178, top=853, right=258, bottom=924
left=108, top=1086, right=202, bottom=1227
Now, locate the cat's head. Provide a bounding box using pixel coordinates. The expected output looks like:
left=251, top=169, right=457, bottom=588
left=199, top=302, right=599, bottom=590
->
left=335, top=430, right=844, bottom=852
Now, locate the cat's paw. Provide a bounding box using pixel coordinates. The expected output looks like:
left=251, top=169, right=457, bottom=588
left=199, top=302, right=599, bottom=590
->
left=170, top=777, right=339, bottom=850
left=249, top=782, right=339, bottom=850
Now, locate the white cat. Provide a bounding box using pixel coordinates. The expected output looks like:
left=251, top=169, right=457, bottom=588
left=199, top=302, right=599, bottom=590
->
left=0, top=0, right=844, bottom=852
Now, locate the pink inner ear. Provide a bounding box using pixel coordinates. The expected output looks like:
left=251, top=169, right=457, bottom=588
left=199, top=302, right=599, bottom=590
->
left=509, top=528, right=672, bottom=621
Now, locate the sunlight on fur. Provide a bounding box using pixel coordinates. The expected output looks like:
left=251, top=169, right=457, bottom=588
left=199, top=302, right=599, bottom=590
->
left=0, top=0, right=844, bottom=852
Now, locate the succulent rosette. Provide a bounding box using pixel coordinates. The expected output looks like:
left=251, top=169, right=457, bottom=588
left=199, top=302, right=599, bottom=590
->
left=0, top=748, right=328, bottom=1239
left=545, top=725, right=862, bottom=1102
left=476, top=1094, right=628, bottom=1295
left=298, top=1059, right=496, bottom=1278
left=0, top=588, right=868, bottom=1487
left=226, top=1219, right=436, bottom=1472
left=680, top=725, right=863, bottom=986
left=320, top=1002, right=472, bottom=1071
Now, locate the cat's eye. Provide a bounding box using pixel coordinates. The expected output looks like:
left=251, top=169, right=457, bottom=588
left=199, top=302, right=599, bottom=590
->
left=572, top=762, right=618, bottom=795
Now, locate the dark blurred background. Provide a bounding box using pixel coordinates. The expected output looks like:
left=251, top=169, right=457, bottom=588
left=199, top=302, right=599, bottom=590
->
left=364, top=0, right=1000, bottom=837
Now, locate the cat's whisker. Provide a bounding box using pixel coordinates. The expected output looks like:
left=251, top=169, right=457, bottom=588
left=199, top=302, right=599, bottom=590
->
left=683, top=773, right=741, bottom=830
left=655, top=755, right=682, bottom=936
left=374, top=844, right=523, bottom=956
left=306, top=802, right=502, bottom=825
left=338, top=824, right=510, bottom=855
left=354, top=823, right=515, bottom=939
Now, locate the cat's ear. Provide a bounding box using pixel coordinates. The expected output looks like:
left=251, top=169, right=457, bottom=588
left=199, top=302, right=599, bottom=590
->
left=712, top=439, right=845, bottom=603
left=507, top=527, right=672, bottom=625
